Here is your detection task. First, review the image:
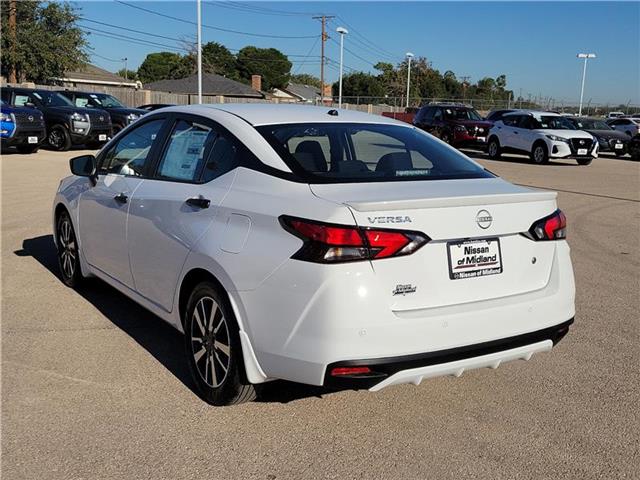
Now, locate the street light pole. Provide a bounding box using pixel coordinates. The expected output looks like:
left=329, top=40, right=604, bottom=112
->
left=405, top=52, right=414, bottom=109
left=577, top=53, right=596, bottom=116
left=336, top=27, right=348, bottom=108
left=197, top=0, right=202, bottom=104
left=122, top=57, right=128, bottom=81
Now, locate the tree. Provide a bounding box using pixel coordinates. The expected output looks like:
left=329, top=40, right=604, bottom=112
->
left=236, top=46, right=291, bottom=90
left=117, top=69, right=138, bottom=81
left=1, top=1, right=88, bottom=83
left=137, top=52, right=183, bottom=83
left=171, top=41, right=238, bottom=80
left=332, top=72, right=384, bottom=99
left=289, top=73, right=321, bottom=88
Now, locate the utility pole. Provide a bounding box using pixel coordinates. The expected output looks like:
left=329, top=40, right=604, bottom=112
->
left=197, top=0, right=203, bottom=104
left=8, top=0, right=17, bottom=83
left=313, top=15, right=335, bottom=105
left=122, top=58, right=128, bottom=81
left=461, top=76, right=470, bottom=102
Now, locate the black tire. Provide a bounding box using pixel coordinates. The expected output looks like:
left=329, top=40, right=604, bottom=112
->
left=487, top=137, right=501, bottom=159
left=531, top=142, right=549, bottom=164
left=577, top=157, right=593, bottom=165
left=47, top=125, right=72, bottom=151
left=17, top=145, right=39, bottom=154
left=184, top=281, right=256, bottom=406
left=56, top=210, right=83, bottom=288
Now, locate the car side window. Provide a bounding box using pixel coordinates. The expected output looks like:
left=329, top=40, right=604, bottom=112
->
left=518, top=116, right=534, bottom=129
left=503, top=115, right=519, bottom=127
left=13, top=94, right=32, bottom=107
left=156, top=119, right=217, bottom=182
left=201, top=134, right=239, bottom=182
left=423, top=107, right=434, bottom=121
left=433, top=109, right=443, bottom=121
left=100, top=119, right=165, bottom=176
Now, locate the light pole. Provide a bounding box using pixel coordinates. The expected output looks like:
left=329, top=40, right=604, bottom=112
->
left=197, top=0, right=202, bottom=104
left=577, top=53, right=596, bottom=116
left=405, top=52, right=414, bottom=109
left=336, top=27, right=348, bottom=108
left=122, top=57, right=128, bottom=81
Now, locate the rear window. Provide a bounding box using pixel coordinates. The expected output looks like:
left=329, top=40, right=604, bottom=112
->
left=257, top=123, right=493, bottom=183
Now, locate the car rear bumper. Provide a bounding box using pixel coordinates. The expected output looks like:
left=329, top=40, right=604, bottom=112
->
left=324, top=318, right=572, bottom=390
left=240, top=240, right=575, bottom=387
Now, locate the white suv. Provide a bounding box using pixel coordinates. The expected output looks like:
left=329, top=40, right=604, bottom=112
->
left=487, top=110, right=598, bottom=165
left=607, top=117, right=640, bottom=137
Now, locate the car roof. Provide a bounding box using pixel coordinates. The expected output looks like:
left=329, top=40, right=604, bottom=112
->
left=159, top=103, right=411, bottom=127
left=503, top=110, right=560, bottom=118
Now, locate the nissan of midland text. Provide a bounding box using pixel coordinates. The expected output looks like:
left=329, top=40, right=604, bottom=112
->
left=53, top=104, right=575, bottom=405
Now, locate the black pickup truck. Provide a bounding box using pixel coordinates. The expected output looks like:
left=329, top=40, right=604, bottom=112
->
left=58, top=90, right=146, bottom=134
left=1, top=87, right=113, bottom=151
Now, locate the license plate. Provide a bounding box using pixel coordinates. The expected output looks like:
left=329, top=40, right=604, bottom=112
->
left=614, top=143, right=623, bottom=149
left=477, top=136, right=486, bottom=142
left=447, top=238, right=503, bottom=280
left=577, top=148, right=588, bottom=155
left=98, top=134, right=107, bottom=141
left=27, top=136, right=38, bottom=144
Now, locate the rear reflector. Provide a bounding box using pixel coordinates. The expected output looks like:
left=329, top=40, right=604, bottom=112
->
left=527, top=209, right=567, bottom=241
left=330, top=366, right=372, bottom=376
left=280, top=215, right=430, bottom=263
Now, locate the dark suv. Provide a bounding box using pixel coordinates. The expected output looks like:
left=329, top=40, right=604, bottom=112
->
left=58, top=91, right=146, bottom=134
left=413, top=103, right=493, bottom=149
left=1, top=87, right=112, bottom=151
left=1, top=99, right=46, bottom=153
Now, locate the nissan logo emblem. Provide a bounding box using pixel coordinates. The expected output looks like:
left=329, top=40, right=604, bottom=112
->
left=579, top=139, right=585, bottom=145
left=476, top=210, right=492, bottom=229
left=27, top=115, right=34, bottom=122
left=99, top=116, right=104, bottom=122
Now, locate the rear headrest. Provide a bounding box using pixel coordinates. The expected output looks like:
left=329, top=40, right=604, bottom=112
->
left=294, top=140, right=327, bottom=172
left=375, top=152, right=413, bottom=173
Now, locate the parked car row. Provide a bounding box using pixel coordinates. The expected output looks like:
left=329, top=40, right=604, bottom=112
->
left=407, top=103, right=638, bottom=165
left=0, top=87, right=149, bottom=153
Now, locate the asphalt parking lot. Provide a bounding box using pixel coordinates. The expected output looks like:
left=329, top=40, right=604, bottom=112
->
left=2, top=148, right=638, bottom=479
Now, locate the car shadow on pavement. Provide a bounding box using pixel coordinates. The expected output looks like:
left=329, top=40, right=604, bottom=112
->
left=16, top=235, right=338, bottom=405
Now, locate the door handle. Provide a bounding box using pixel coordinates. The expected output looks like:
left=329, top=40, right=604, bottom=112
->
left=186, top=196, right=211, bottom=209
left=514, top=131, right=519, bottom=134
left=114, top=193, right=128, bottom=204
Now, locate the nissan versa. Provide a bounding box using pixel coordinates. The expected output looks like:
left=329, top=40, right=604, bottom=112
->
left=53, top=105, right=575, bottom=405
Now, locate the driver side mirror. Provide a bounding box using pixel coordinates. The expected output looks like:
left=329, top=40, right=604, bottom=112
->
left=70, top=154, right=97, bottom=185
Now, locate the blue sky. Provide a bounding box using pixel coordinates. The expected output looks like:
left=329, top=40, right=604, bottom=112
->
left=74, top=1, right=640, bottom=104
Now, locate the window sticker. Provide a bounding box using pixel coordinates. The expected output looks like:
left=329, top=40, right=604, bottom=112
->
left=159, top=127, right=210, bottom=180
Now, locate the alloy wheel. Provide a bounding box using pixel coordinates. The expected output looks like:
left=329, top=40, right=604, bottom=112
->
left=58, top=218, right=77, bottom=280
left=534, top=146, right=545, bottom=163
left=49, top=129, right=63, bottom=149
left=190, top=296, right=231, bottom=388
left=488, top=142, right=498, bottom=157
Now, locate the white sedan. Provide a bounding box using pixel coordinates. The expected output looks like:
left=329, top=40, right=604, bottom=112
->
left=53, top=104, right=575, bottom=405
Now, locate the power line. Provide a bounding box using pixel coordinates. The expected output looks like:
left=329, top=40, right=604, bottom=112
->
left=81, top=19, right=323, bottom=59
left=206, top=1, right=324, bottom=17
left=326, top=18, right=398, bottom=63
left=115, top=0, right=319, bottom=39
left=335, top=15, right=399, bottom=59
left=294, top=35, right=321, bottom=74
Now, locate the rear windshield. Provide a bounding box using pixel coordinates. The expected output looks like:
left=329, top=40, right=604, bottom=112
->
left=443, top=108, right=483, bottom=121
left=257, top=123, right=493, bottom=183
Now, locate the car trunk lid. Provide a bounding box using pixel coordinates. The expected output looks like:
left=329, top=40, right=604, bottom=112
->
left=310, top=178, right=559, bottom=311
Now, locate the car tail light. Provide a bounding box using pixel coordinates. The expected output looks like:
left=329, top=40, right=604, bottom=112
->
left=280, top=216, right=429, bottom=263
left=330, top=366, right=372, bottom=376
left=526, top=209, right=567, bottom=241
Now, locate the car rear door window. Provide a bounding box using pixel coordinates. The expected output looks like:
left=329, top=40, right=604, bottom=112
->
left=156, top=119, right=217, bottom=182
left=201, top=135, right=239, bottom=182
left=101, top=119, right=165, bottom=176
